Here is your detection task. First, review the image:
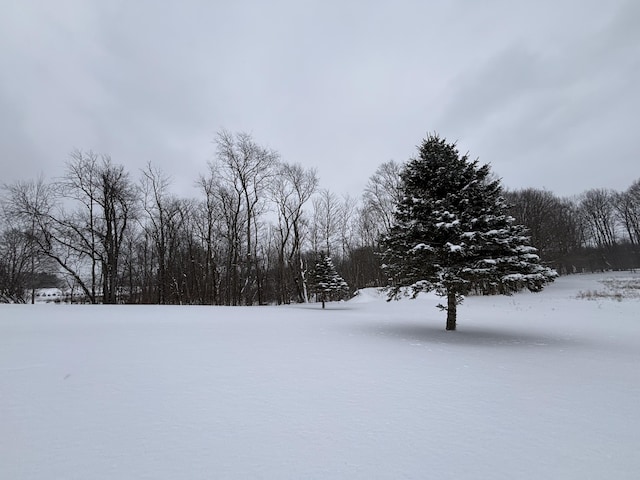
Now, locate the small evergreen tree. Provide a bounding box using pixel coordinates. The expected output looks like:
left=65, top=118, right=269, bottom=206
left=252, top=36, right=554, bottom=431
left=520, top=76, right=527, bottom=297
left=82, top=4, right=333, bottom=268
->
left=382, top=133, right=557, bottom=330
left=311, top=253, right=349, bottom=308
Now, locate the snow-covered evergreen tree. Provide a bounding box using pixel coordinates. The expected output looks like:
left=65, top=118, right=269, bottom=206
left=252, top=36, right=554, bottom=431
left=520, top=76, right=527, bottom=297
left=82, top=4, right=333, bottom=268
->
left=382, top=134, right=557, bottom=330
left=311, top=254, right=349, bottom=309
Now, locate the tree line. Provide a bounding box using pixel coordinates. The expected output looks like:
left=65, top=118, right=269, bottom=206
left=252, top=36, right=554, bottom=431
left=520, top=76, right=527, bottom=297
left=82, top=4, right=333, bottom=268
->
left=1, top=130, right=639, bottom=304
left=504, top=183, right=640, bottom=274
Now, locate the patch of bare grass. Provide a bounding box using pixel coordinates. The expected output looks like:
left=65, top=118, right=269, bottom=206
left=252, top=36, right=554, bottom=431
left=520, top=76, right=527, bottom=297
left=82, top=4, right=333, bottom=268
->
left=577, top=290, right=624, bottom=301
left=577, top=276, right=640, bottom=301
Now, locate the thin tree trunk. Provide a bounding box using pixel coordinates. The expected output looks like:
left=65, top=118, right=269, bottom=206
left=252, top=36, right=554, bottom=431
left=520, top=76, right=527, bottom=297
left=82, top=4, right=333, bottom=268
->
left=446, top=290, right=457, bottom=331
left=300, top=256, right=309, bottom=303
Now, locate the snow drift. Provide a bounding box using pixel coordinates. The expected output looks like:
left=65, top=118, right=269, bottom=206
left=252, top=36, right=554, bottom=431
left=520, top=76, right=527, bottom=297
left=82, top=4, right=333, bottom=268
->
left=1, top=272, right=639, bottom=479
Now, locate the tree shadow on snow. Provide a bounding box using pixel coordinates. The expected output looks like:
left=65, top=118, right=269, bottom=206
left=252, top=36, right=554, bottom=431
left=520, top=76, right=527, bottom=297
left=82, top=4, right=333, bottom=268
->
left=352, top=321, right=587, bottom=349
left=286, top=302, right=358, bottom=312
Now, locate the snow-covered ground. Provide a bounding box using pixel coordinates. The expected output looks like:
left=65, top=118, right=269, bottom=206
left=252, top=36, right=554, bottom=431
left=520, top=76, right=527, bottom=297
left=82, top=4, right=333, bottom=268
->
left=2, top=272, right=639, bottom=479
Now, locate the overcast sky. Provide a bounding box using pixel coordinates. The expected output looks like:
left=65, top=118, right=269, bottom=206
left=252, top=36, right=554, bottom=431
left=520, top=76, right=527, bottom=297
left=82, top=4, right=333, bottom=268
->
left=1, top=0, right=638, bottom=198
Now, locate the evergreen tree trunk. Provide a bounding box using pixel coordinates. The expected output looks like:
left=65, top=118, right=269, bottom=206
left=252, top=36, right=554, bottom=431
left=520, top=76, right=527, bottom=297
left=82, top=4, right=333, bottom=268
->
left=446, top=290, right=457, bottom=331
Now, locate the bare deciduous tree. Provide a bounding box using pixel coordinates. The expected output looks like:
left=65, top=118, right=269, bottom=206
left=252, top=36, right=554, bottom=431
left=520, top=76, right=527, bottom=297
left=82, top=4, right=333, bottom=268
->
left=614, top=179, right=640, bottom=246
left=579, top=188, right=618, bottom=249
left=1, top=177, right=53, bottom=303
left=215, top=130, right=279, bottom=305
left=269, top=162, right=318, bottom=303
left=505, top=188, right=583, bottom=274
left=3, top=152, right=136, bottom=304
left=140, top=163, right=184, bottom=304
left=59, top=151, right=137, bottom=303
left=362, top=160, right=403, bottom=238
left=195, top=170, right=226, bottom=305
left=311, top=189, right=341, bottom=258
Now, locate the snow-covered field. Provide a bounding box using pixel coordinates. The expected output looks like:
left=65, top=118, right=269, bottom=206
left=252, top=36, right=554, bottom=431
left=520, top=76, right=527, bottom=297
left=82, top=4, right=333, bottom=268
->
left=2, top=273, right=639, bottom=479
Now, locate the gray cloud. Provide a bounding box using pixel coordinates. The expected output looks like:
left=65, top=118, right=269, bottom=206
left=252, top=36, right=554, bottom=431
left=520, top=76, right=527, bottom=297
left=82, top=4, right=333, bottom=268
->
left=1, top=0, right=638, bottom=198
left=435, top=0, right=640, bottom=196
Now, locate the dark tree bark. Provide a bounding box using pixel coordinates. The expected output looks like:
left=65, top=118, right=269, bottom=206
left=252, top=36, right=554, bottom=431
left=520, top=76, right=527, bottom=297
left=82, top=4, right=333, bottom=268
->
left=446, top=291, right=457, bottom=331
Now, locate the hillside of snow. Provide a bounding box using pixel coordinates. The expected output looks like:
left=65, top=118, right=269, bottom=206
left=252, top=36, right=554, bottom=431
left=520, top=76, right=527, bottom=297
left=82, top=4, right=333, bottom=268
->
left=2, top=272, right=639, bottom=479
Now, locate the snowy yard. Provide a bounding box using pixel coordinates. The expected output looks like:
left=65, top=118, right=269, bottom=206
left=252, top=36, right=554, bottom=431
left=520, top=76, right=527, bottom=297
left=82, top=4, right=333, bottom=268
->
left=2, top=272, right=639, bottom=479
